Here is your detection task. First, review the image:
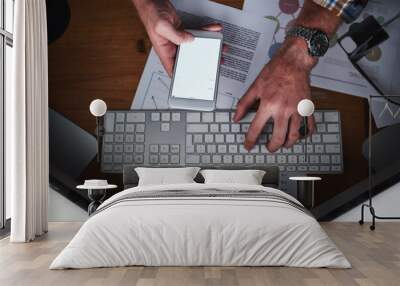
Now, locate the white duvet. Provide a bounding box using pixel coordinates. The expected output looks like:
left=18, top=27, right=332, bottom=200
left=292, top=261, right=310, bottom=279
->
left=50, top=183, right=350, bottom=269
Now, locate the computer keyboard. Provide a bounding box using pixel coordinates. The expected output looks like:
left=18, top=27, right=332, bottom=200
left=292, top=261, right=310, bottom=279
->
left=101, top=109, right=343, bottom=176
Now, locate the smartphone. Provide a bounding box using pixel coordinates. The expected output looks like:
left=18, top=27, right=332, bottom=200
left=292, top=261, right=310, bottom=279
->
left=168, top=30, right=223, bottom=111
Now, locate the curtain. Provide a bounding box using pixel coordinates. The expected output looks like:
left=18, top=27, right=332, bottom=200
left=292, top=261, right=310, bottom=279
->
left=7, top=0, right=49, bottom=242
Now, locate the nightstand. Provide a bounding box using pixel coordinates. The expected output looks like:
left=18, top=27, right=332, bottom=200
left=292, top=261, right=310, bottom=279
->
left=289, top=176, right=321, bottom=209
left=77, top=180, right=117, bottom=215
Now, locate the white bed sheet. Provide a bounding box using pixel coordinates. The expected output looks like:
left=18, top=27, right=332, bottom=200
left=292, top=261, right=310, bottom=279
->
left=50, top=183, right=350, bottom=269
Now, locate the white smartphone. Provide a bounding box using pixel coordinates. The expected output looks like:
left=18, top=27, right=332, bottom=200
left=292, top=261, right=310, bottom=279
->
left=168, top=29, right=223, bottom=111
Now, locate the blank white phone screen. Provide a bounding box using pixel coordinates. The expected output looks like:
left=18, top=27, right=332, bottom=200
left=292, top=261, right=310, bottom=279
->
left=171, top=37, right=221, bottom=101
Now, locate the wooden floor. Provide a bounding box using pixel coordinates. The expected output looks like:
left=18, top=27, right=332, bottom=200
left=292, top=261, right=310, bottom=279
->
left=0, top=223, right=399, bottom=286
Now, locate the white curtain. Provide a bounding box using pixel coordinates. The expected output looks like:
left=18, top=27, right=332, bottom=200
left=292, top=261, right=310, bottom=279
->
left=7, top=0, right=49, bottom=242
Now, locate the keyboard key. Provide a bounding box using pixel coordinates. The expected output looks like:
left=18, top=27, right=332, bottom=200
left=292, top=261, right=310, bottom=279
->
left=194, top=134, right=203, bottom=143
left=309, top=155, right=319, bottom=164
left=104, top=134, right=114, bottom=143
left=125, top=134, right=134, bottom=143
left=288, top=155, right=297, bottom=164
left=202, top=112, right=213, bottom=122
left=116, top=113, right=125, bottom=122
left=201, top=155, right=211, bottom=164
left=236, top=134, right=245, bottom=143
left=241, top=124, right=250, bottom=133
left=150, top=145, right=159, bottom=153
left=207, top=144, right=216, bottom=153
left=250, top=145, right=259, bottom=154
left=306, top=145, right=313, bottom=153
left=245, top=155, right=254, bottom=164
left=135, top=134, right=145, bottom=142
left=223, top=155, right=232, bottom=164
left=126, top=124, right=135, bottom=133
left=171, top=145, right=180, bottom=153
left=266, top=155, right=275, bottom=164
left=136, top=124, right=145, bottom=133
left=186, top=155, right=200, bottom=164
left=115, top=124, right=124, bottom=133
left=215, top=112, right=230, bottom=122
left=187, top=124, right=208, bottom=133
left=134, top=155, right=144, bottom=163
left=260, top=145, right=268, bottom=153
left=124, top=154, right=133, bottom=163
left=103, top=154, right=112, bottom=163
left=210, top=124, right=219, bottom=133
left=226, top=134, right=235, bottom=143
left=315, top=145, right=324, bottom=153
left=104, top=113, right=115, bottom=132
left=218, top=145, right=227, bottom=153
left=196, top=144, right=206, bottom=153
left=324, top=111, right=339, bottom=122
left=282, top=147, right=291, bottom=154
left=241, top=112, right=256, bottom=123
left=317, top=124, right=326, bottom=133
left=205, top=134, right=214, bottom=143
left=309, top=166, right=318, bottom=172
left=326, top=144, right=341, bottom=153
left=134, top=144, right=144, bottom=153
left=299, top=155, right=306, bottom=163
left=115, top=134, right=124, bottom=143
left=228, top=145, right=238, bottom=153
left=124, top=145, right=134, bottom=153
left=293, top=145, right=303, bottom=153
left=161, top=123, right=170, bottom=132
left=171, top=155, right=180, bottom=164
left=320, top=166, right=330, bottom=172
left=256, top=155, right=265, bottom=164
left=114, top=145, right=123, bottom=153
left=160, top=145, right=169, bottom=153
left=234, top=155, right=243, bottom=164
left=186, top=135, right=193, bottom=145
left=287, top=166, right=296, bottom=172
left=160, top=155, right=169, bottom=164
left=297, top=166, right=307, bottom=172
left=332, top=165, right=342, bottom=172
left=151, top=112, right=160, bottom=121
left=212, top=155, right=222, bottom=164
left=327, top=124, right=339, bottom=133
left=172, top=113, right=181, bottom=122
left=161, top=112, right=171, bottom=121
left=314, top=112, right=323, bottom=122
left=187, top=112, right=201, bottom=122
left=277, top=155, right=286, bottom=164
left=231, top=124, right=240, bottom=132
left=215, top=134, right=224, bottom=143
left=221, top=124, right=230, bottom=133
left=150, top=155, right=158, bottom=164
left=311, top=134, right=321, bottom=143
left=321, top=155, right=330, bottom=164
left=323, top=134, right=340, bottom=143
left=127, top=113, right=145, bottom=122
left=114, top=155, right=122, bottom=163
left=239, top=145, right=247, bottom=153
left=103, top=144, right=113, bottom=153
left=332, top=155, right=341, bottom=164
left=186, top=145, right=195, bottom=153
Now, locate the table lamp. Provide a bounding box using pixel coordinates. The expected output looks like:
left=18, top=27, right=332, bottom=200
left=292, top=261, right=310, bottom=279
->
left=297, top=99, right=315, bottom=163
left=89, top=99, right=107, bottom=163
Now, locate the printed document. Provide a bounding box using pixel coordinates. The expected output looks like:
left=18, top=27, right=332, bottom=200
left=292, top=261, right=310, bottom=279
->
left=131, top=0, right=277, bottom=109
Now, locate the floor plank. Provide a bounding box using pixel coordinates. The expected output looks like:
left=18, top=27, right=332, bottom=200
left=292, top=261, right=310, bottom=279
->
left=0, top=222, right=399, bottom=286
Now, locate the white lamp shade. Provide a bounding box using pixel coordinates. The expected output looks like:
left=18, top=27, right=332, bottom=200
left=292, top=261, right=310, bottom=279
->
left=90, top=99, right=107, bottom=117
left=297, top=99, right=315, bottom=117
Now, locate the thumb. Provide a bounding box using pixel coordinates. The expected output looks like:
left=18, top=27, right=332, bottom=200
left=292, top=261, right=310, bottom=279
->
left=155, top=20, right=194, bottom=45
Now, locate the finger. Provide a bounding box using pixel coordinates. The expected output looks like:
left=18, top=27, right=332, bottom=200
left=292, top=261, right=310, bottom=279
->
left=155, top=20, right=194, bottom=45
left=285, top=114, right=302, bottom=148
left=201, top=23, right=223, bottom=32
left=245, top=106, right=272, bottom=150
left=307, top=115, right=316, bottom=135
left=267, top=115, right=289, bottom=153
left=233, top=89, right=257, bottom=122
left=222, top=44, right=229, bottom=53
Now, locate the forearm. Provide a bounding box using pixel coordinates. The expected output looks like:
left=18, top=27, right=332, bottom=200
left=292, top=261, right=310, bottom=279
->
left=278, top=0, right=342, bottom=72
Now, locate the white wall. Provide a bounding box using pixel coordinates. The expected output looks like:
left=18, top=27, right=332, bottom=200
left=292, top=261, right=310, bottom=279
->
left=335, top=181, right=400, bottom=222
left=48, top=187, right=88, bottom=222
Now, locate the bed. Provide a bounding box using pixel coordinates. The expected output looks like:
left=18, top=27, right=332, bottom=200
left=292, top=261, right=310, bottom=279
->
left=50, top=166, right=350, bottom=269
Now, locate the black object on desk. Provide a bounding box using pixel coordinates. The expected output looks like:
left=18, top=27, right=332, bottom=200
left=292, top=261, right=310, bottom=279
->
left=289, top=177, right=321, bottom=209
left=77, top=180, right=117, bottom=215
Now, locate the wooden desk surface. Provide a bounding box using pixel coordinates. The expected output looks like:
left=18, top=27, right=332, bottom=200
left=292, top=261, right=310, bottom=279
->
left=48, top=0, right=369, bottom=205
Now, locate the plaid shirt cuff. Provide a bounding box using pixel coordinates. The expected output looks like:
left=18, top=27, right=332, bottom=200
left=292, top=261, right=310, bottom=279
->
left=313, top=0, right=368, bottom=23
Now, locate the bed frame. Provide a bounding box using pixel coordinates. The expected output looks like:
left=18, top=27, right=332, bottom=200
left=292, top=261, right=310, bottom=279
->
left=123, top=165, right=280, bottom=189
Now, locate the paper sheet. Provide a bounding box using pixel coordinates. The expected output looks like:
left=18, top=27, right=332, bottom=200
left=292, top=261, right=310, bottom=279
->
left=131, top=0, right=277, bottom=109
left=243, top=0, right=379, bottom=98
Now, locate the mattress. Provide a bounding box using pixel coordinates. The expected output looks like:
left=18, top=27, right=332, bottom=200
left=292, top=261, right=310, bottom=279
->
left=50, top=183, right=350, bottom=269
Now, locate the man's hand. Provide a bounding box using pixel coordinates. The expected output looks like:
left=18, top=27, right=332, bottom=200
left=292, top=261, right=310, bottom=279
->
left=132, top=0, right=222, bottom=76
left=234, top=38, right=316, bottom=153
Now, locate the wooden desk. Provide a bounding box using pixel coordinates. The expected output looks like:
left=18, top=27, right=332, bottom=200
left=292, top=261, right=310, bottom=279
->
left=48, top=0, right=369, bottom=206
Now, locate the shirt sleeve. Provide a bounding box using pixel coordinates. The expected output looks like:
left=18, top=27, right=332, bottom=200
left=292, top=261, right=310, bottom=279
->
left=312, top=0, right=369, bottom=23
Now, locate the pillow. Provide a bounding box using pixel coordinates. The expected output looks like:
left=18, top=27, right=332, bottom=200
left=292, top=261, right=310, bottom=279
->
left=200, top=169, right=266, bottom=185
left=135, top=167, right=200, bottom=186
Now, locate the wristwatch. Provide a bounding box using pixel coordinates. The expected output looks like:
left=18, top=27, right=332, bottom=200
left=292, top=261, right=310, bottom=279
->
left=286, top=26, right=330, bottom=57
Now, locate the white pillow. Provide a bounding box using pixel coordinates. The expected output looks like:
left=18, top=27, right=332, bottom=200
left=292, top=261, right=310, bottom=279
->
left=135, top=167, right=200, bottom=186
left=200, top=169, right=266, bottom=185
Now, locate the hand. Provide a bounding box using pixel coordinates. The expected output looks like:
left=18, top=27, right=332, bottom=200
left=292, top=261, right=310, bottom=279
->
left=233, top=38, right=317, bottom=152
left=133, top=0, right=222, bottom=76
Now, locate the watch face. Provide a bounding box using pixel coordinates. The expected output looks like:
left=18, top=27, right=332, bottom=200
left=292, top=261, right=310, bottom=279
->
left=310, top=31, right=329, bottom=57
